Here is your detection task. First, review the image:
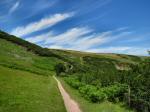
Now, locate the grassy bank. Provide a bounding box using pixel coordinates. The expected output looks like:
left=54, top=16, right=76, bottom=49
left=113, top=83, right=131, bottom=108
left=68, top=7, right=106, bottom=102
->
left=0, top=66, right=66, bottom=112
left=0, top=38, right=60, bottom=76
left=59, top=77, right=133, bottom=112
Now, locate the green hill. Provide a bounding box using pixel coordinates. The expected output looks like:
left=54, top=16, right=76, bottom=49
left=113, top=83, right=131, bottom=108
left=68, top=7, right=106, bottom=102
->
left=0, top=30, right=149, bottom=112
left=0, top=32, right=61, bottom=75
left=0, top=31, right=67, bottom=112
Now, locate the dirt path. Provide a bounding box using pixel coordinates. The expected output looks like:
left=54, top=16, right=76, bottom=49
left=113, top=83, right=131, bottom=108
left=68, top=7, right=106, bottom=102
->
left=53, top=76, right=82, bottom=112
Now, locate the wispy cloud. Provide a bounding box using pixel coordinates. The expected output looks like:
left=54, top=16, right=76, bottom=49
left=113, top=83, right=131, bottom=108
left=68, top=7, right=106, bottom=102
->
left=26, top=32, right=54, bottom=43
left=25, top=27, right=131, bottom=51
left=45, top=27, right=93, bottom=44
left=24, top=26, right=149, bottom=55
left=0, top=0, right=20, bottom=22
left=26, top=27, right=92, bottom=45
left=70, top=0, right=112, bottom=15
left=87, top=47, right=149, bottom=56
left=11, top=13, right=74, bottom=37
left=66, top=31, right=111, bottom=50
left=9, top=1, right=20, bottom=14
left=21, top=0, right=59, bottom=20
left=45, top=28, right=129, bottom=51
left=87, top=46, right=131, bottom=53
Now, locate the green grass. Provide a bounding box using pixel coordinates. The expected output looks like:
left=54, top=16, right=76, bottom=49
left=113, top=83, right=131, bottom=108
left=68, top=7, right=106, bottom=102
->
left=0, top=38, right=61, bottom=75
left=0, top=66, right=66, bottom=112
left=59, top=77, right=134, bottom=112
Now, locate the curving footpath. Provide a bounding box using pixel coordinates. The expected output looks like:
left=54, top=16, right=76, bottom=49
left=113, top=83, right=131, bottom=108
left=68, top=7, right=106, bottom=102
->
left=53, top=76, right=82, bottom=112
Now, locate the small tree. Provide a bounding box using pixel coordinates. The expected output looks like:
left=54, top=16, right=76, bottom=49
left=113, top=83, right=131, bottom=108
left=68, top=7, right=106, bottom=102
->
left=55, top=63, right=65, bottom=76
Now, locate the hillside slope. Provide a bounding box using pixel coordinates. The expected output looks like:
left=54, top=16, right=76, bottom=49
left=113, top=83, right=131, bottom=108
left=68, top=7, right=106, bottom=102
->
left=0, top=30, right=145, bottom=74
left=0, top=38, right=61, bottom=75
left=54, top=50, right=149, bottom=112
left=0, top=31, right=67, bottom=112
left=0, top=30, right=149, bottom=112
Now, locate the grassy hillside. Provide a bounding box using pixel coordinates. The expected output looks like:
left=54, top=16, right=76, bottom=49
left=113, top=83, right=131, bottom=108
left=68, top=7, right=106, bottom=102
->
left=0, top=30, right=149, bottom=112
left=0, top=66, right=66, bottom=112
left=49, top=48, right=145, bottom=64
left=0, top=38, right=61, bottom=75
left=0, top=31, right=67, bottom=112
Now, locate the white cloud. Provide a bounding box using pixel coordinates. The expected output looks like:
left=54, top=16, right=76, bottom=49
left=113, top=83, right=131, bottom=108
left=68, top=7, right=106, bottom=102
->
left=25, top=27, right=92, bottom=44
left=26, top=32, right=53, bottom=43
left=87, top=47, right=149, bottom=56
left=44, top=27, right=93, bottom=44
left=69, top=31, right=111, bottom=50
left=87, top=47, right=131, bottom=53
left=9, top=1, right=20, bottom=13
left=11, top=13, right=74, bottom=37
left=26, top=27, right=131, bottom=51
left=24, top=26, right=148, bottom=55
left=35, top=27, right=130, bottom=50
left=45, top=45, right=63, bottom=49
left=68, top=29, right=131, bottom=51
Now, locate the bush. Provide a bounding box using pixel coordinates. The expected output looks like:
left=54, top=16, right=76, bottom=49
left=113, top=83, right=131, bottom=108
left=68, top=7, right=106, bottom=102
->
left=64, top=77, right=85, bottom=89
left=65, top=77, right=127, bottom=103
left=102, top=83, right=128, bottom=101
left=79, top=85, right=106, bottom=102
left=55, top=63, right=66, bottom=76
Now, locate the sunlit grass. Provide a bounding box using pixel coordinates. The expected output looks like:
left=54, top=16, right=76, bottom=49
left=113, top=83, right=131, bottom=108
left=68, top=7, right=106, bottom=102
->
left=0, top=66, right=66, bottom=112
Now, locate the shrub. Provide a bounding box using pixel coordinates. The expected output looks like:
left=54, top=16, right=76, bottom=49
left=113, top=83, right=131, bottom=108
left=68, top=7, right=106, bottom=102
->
left=102, top=83, right=128, bottom=101
left=89, top=90, right=106, bottom=102
left=79, top=85, right=103, bottom=102
left=64, top=77, right=85, bottom=89
left=65, top=77, right=127, bottom=103
left=55, top=63, right=66, bottom=76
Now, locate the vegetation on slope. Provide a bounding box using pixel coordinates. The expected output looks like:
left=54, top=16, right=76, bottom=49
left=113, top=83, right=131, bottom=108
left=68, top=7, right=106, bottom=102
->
left=59, top=78, right=133, bottom=112
left=55, top=51, right=150, bottom=112
left=0, top=30, right=149, bottom=112
left=0, top=30, right=67, bottom=112
left=0, top=30, right=71, bottom=63
left=0, top=30, right=56, bottom=57
left=0, top=38, right=61, bottom=75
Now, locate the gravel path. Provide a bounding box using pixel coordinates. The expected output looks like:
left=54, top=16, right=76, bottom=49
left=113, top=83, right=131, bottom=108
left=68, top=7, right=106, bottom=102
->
left=53, top=76, right=82, bottom=112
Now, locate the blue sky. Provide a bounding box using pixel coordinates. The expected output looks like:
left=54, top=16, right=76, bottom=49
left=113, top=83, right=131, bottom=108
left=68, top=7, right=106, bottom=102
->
left=0, top=0, right=150, bottom=55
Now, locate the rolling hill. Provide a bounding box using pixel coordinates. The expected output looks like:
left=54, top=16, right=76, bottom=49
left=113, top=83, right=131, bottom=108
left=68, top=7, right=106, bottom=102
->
left=0, top=30, right=149, bottom=112
left=0, top=30, right=67, bottom=112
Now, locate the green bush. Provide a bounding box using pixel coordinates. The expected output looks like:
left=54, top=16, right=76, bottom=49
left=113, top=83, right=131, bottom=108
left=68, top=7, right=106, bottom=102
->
left=79, top=85, right=106, bottom=102
left=65, top=77, right=127, bottom=103
left=64, top=77, right=85, bottom=89
left=55, top=63, right=66, bottom=76
left=102, top=83, right=128, bottom=101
